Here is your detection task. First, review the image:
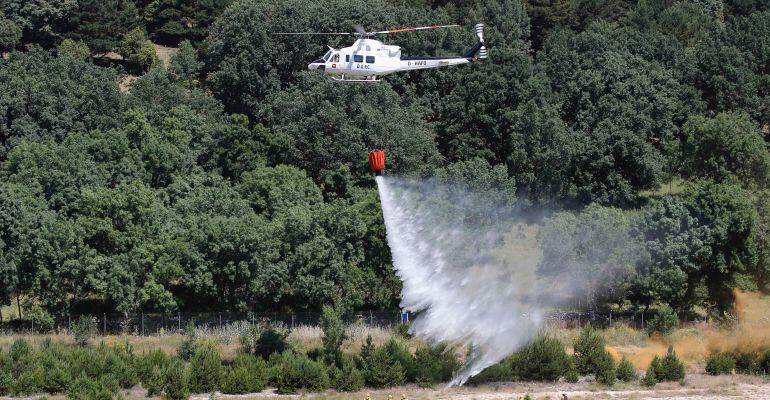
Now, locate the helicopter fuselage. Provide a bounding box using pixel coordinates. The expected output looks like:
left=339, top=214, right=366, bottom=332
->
left=307, top=38, right=472, bottom=78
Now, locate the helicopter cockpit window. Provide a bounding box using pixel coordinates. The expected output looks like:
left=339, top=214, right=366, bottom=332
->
left=331, top=53, right=340, bottom=62
left=366, top=56, right=375, bottom=63
left=323, top=50, right=332, bottom=61
left=353, top=54, right=363, bottom=62
left=346, top=55, right=350, bottom=62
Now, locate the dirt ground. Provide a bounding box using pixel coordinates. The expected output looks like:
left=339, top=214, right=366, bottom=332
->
left=184, top=374, right=770, bottom=400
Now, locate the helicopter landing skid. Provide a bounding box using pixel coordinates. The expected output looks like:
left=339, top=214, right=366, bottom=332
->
left=331, top=75, right=380, bottom=83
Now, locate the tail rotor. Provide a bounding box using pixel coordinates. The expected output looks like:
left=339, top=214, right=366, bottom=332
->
left=475, top=23, right=487, bottom=60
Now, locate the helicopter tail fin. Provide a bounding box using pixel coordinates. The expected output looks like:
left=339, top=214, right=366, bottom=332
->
left=464, top=23, right=487, bottom=60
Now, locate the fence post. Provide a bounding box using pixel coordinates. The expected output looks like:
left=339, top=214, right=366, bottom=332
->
left=291, top=313, right=295, bottom=329
left=369, top=310, right=373, bottom=326
left=641, top=312, right=644, bottom=328
left=31, top=315, right=34, bottom=334
left=103, top=313, right=106, bottom=335
left=68, top=314, right=71, bottom=332
left=609, top=311, right=612, bottom=327
left=141, top=312, right=144, bottom=336
left=251, top=312, right=254, bottom=327
left=178, top=312, right=182, bottom=332
left=219, top=312, right=222, bottom=330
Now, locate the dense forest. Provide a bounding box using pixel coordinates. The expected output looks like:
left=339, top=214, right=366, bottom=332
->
left=0, top=0, right=769, bottom=321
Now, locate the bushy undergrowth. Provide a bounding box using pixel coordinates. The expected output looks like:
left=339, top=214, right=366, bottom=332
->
left=512, top=333, right=570, bottom=381
left=643, top=346, right=686, bottom=386
left=647, top=306, right=679, bottom=336
left=240, top=323, right=289, bottom=360
left=273, top=351, right=329, bottom=394
left=705, top=352, right=735, bottom=375
left=573, top=326, right=616, bottom=384
left=616, top=357, right=636, bottom=382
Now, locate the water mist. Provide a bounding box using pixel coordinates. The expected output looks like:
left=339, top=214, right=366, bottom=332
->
left=376, top=175, right=558, bottom=386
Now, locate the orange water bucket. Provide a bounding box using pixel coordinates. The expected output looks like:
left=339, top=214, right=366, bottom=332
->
left=368, top=150, right=385, bottom=174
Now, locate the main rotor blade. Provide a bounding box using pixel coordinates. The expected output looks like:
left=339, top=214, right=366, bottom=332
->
left=272, top=32, right=353, bottom=36
left=354, top=25, right=367, bottom=36
left=369, top=24, right=460, bottom=35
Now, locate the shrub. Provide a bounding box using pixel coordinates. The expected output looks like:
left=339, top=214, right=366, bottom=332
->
left=320, top=305, right=346, bottom=365
left=759, top=350, right=770, bottom=374
left=163, top=359, right=189, bottom=400
left=219, top=365, right=251, bottom=394
left=647, top=306, right=679, bottom=336
left=594, top=350, right=616, bottom=386
left=12, top=368, right=43, bottom=396
left=0, top=370, right=12, bottom=396
left=119, top=28, right=147, bottom=61
left=10, top=338, right=32, bottom=362
left=222, top=354, right=267, bottom=394
left=512, top=333, right=569, bottom=381
left=734, top=352, right=760, bottom=374
left=564, top=357, right=579, bottom=383
left=240, top=323, right=288, bottom=360
left=467, top=358, right=514, bottom=385
left=145, top=366, right=166, bottom=397
left=380, top=338, right=415, bottom=381
left=330, top=356, right=365, bottom=392
left=572, top=326, right=606, bottom=375
left=274, top=352, right=329, bottom=394
left=177, top=322, right=199, bottom=361
left=395, top=323, right=412, bottom=338
left=359, top=334, right=375, bottom=369
left=640, top=363, right=657, bottom=387
left=25, top=304, right=55, bottom=331
left=365, top=345, right=406, bottom=388
left=137, top=41, right=159, bottom=71
left=187, top=344, right=221, bottom=393
left=659, top=346, right=685, bottom=382
left=136, top=349, right=172, bottom=384
left=58, top=39, right=91, bottom=61
left=705, top=352, right=735, bottom=375
left=67, top=375, right=114, bottom=400
left=71, top=316, right=98, bottom=347
left=414, top=343, right=460, bottom=386
left=616, top=357, right=636, bottom=382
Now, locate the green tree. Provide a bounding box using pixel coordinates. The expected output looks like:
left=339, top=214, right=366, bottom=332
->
left=0, top=48, right=122, bottom=158
left=238, top=165, right=322, bottom=216
left=141, top=0, right=232, bottom=45
left=58, top=38, right=90, bottom=60
left=64, top=0, right=140, bottom=52
left=169, top=40, right=202, bottom=83
left=681, top=112, right=770, bottom=187
left=632, top=182, right=757, bottom=313
left=320, top=305, right=346, bottom=365
left=0, top=19, right=22, bottom=51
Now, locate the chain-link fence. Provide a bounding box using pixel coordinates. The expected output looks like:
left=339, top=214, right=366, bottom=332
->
left=0, top=310, right=407, bottom=335
left=0, top=309, right=707, bottom=335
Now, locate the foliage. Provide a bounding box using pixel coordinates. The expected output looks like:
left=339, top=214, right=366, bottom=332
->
left=330, top=356, right=365, bottom=392
left=240, top=323, right=288, bottom=360
left=163, top=359, right=189, bottom=400
left=0, top=18, right=22, bottom=50
left=681, top=112, right=770, bottom=187
left=646, top=305, right=679, bottom=336
left=660, top=347, right=686, bottom=381
left=572, top=326, right=606, bottom=375
left=71, top=316, right=98, bottom=347
left=63, top=0, right=140, bottom=52
left=364, top=340, right=408, bottom=388
left=320, top=305, right=346, bottom=365
left=177, top=322, right=199, bottom=361
left=187, top=344, right=221, bottom=394
left=594, top=349, right=616, bottom=386
left=616, top=356, right=636, bottom=382
left=705, top=352, right=736, bottom=375
left=58, top=39, right=90, bottom=61
left=169, top=40, right=202, bottom=83
left=274, top=352, right=329, bottom=394
left=413, top=343, right=460, bottom=386
left=511, top=333, right=570, bottom=381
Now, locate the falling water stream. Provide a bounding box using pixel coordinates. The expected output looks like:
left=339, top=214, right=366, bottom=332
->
left=375, top=176, right=548, bottom=385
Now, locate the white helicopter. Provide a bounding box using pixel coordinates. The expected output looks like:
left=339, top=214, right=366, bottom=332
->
left=274, top=23, right=487, bottom=83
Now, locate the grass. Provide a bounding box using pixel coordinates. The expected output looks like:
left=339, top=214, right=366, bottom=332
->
left=639, top=177, right=687, bottom=199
